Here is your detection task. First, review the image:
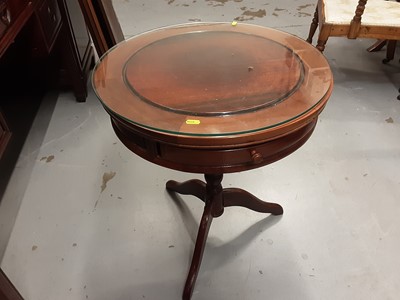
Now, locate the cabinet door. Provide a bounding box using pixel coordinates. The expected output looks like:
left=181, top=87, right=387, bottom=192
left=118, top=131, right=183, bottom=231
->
left=64, top=0, right=91, bottom=66
left=58, top=0, right=94, bottom=102
left=36, top=0, right=62, bottom=51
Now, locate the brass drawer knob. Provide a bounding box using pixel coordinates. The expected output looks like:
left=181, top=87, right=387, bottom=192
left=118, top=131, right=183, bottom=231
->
left=250, top=150, right=263, bottom=164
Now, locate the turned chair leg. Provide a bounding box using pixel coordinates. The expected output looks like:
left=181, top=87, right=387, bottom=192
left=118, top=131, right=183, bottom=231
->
left=316, top=39, right=327, bottom=52
left=315, top=25, right=332, bottom=52
left=306, top=6, right=319, bottom=44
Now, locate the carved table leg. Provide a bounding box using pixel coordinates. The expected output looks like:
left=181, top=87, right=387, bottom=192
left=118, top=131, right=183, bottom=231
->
left=182, top=201, right=214, bottom=300
left=166, top=174, right=283, bottom=300
left=223, top=188, right=283, bottom=215
left=166, top=179, right=206, bottom=202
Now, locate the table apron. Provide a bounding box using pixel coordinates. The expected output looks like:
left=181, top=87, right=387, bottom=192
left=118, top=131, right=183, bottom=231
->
left=112, top=117, right=317, bottom=174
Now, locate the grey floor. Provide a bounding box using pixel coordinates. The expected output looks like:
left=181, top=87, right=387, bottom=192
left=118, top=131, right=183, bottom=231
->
left=1, top=0, right=400, bottom=299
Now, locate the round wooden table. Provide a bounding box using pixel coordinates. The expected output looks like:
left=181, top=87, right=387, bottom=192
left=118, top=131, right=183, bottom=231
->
left=92, top=22, right=333, bottom=300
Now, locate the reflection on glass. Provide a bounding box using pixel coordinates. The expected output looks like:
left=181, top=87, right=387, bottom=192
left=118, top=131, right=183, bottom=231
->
left=124, top=31, right=303, bottom=116
left=92, top=23, right=333, bottom=137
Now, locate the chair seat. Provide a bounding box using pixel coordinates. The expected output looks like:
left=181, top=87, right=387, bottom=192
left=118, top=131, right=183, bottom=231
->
left=324, top=0, right=400, bottom=27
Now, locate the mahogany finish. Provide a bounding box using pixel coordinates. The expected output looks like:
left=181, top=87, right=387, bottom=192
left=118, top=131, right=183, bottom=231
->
left=111, top=117, right=318, bottom=174
left=167, top=174, right=283, bottom=300
left=93, top=23, right=333, bottom=300
left=0, top=0, right=33, bottom=58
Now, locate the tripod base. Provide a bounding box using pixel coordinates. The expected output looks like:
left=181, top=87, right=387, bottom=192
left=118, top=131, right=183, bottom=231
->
left=166, top=174, right=283, bottom=300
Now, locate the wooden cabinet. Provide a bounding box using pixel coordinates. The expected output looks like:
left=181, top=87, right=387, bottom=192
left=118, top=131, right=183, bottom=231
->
left=1, top=0, right=94, bottom=97
left=0, top=2, right=123, bottom=296
left=0, top=0, right=94, bottom=160
left=0, top=0, right=63, bottom=56
left=0, top=0, right=33, bottom=57
left=0, top=0, right=30, bottom=41
left=58, top=0, right=94, bottom=102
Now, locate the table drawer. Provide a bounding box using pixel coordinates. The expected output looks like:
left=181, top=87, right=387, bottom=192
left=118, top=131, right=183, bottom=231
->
left=112, top=117, right=317, bottom=174
left=157, top=121, right=315, bottom=173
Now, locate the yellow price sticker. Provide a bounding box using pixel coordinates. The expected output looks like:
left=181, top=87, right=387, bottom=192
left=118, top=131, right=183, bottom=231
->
left=186, top=119, right=200, bottom=125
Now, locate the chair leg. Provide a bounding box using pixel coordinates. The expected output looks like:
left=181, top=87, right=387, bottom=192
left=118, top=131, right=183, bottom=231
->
left=382, top=40, right=397, bottom=64
left=316, top=39, right=327, bottom=52
left=367, top=39, right=387, bottom=52
left=306, top=6, right=319, bottom=44
left=316, top=25, right=332, bottom=52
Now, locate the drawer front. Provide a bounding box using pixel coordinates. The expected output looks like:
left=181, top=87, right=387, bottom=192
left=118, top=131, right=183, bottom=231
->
left=157, top=121, right=315, bottom=173
left=112, top=117, right=317, bottom=174
left=37, top=0, right=61, bottom=49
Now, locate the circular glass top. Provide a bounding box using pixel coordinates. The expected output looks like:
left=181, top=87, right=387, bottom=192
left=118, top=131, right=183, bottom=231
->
left=124, top=31, right=303, bottom=116
left=92, top=23, right=333, bottom=138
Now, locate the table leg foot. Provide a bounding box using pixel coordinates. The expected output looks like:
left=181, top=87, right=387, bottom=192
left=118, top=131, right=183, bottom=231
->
left=183, top=202, right=213, bottom=300
left=166, top=179, right=206, bottom=202
left=223, top=188, right=283, bottom=215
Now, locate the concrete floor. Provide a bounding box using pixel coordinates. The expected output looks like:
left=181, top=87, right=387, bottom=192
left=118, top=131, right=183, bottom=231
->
left=1, top=0, right=400, bottom=299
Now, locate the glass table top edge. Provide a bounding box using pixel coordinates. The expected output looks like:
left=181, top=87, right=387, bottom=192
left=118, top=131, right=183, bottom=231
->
left=92, top=22, right=333, bottom=138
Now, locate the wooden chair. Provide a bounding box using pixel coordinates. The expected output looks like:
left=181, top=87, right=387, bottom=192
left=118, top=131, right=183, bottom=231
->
left=306, top=0, right=400, bottom=52
left=306, top=0, right=400, bottom=99
left=366, top=0, right=400, bottom=63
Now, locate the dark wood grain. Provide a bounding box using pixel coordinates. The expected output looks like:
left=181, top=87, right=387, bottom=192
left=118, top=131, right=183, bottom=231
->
left=93, top=23, right=333, bottom=300
left=223, top=188, right=283, bottom=215
left=0, top=0, right=35, bottom=58
left=167, top=174, right=283, bottom=299
left=111, top=117, right=317, bottom=174
left=93, top=23, right=332, bottom=145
